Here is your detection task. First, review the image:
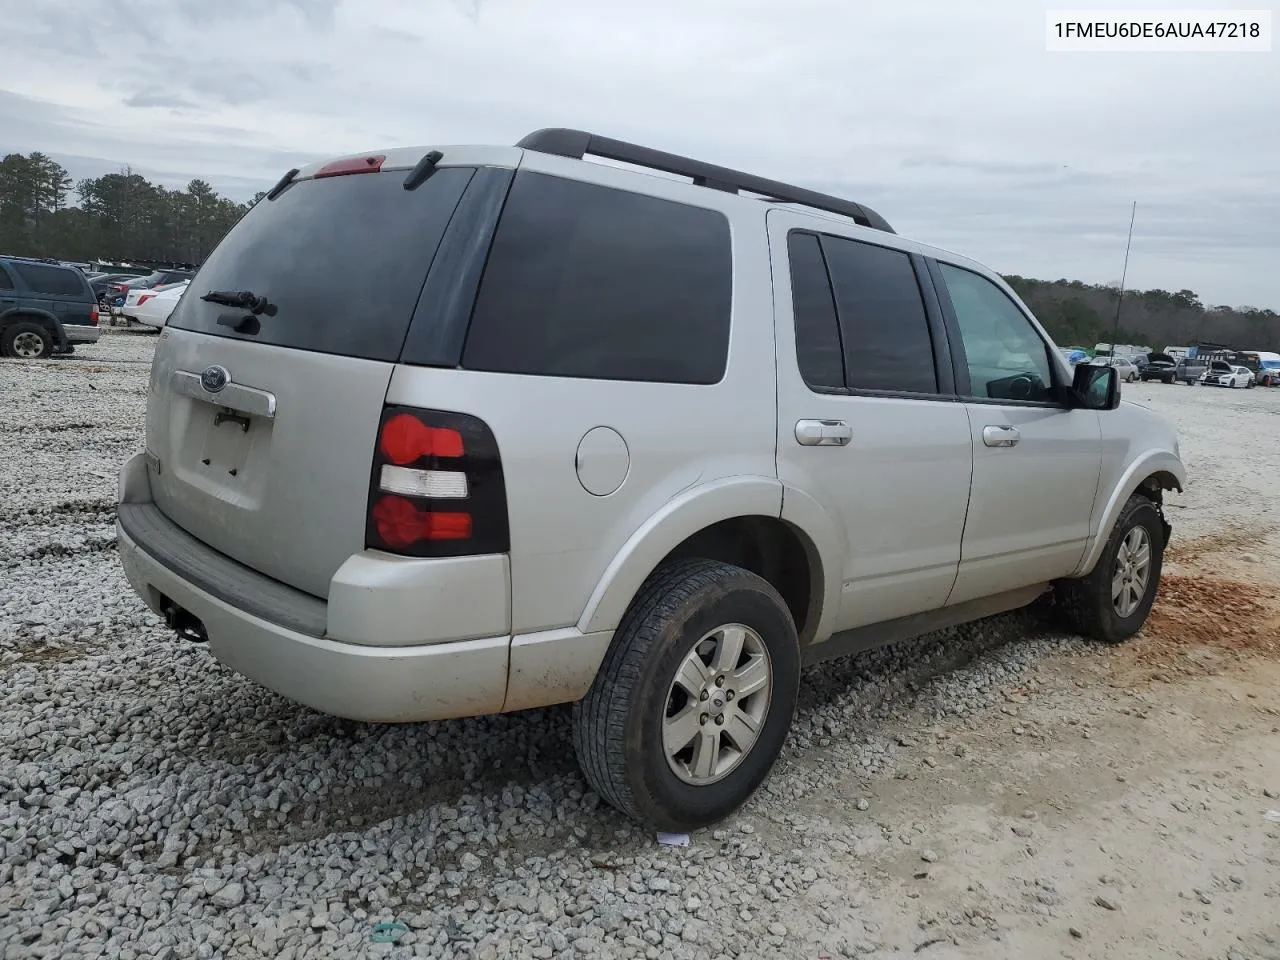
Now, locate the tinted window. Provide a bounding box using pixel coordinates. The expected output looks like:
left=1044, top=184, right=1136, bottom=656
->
left=939, top=263, right=1055, bottom=403
left=0, top=266, right=12, bottom=290
left=168, top=167, right=475, bottom=361
left=10, top=262, right=88, bottom=297
left=787, top=232, right=844, bottom=390
left=462, top=172, right=731, bottom=384
left=820, top=236, right=938, bottom=394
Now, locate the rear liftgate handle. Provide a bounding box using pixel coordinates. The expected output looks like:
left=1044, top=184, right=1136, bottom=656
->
left=795, top=419, right=853, bottom=447
left=982, top=424, right=1021, bottom=448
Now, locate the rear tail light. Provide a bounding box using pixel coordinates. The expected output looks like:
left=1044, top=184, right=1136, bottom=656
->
left=89, top=305, right=99, bottom=325
left=365, top=406, right=509, bottom=558
left=137, top=294, right=155, bottom=306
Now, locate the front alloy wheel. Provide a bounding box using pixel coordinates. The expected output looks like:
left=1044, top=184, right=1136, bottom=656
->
left=1055, top=493, right=1165, bottom=643
left=1112, top=526, right=1152, bottom=619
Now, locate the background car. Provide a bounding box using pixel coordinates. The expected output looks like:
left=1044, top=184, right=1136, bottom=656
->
left=0, top=255, right=99, bottom=357
left=1140, top=352, right=1179, bottom=383
left=1199, top=362, right=1252, bottom=388
left=89, top=273, right=142, bottom=303
left=1256, top=359, right=1280, bottom=386
left=116, top=280, right=189, bottom=324
left=106, top=269, right=195, bottom=307
left=1091, top=355, right=1140, bottom=382
left=133, top=280, right=189, bottom=329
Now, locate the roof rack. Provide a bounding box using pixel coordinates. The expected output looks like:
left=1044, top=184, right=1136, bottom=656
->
left=0, top=254, right=64, bottom=265
left=516, top=128, right=895, bottom=234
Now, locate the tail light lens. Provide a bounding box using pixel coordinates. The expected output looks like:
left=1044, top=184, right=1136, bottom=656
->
left=365, top=406, right=509, bottom=558
left=137, top=294, right=155, bottom=306
left=89, top=305, right=99, bottom=325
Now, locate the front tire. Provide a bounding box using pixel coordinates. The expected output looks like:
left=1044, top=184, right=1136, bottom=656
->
left=1055, top=494, right=1165, bottom=643
left=572, top=559, right=800, bottom=831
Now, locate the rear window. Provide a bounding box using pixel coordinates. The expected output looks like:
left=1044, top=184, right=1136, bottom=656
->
left=10, top=262, right=88, bottom=297
left=461, top=171, right=732, bottom=384
left=167, top=167, right=475, bottom=361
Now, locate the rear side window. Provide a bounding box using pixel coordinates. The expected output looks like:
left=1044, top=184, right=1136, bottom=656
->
left=0, top=266, right=12, bottom=290
left=786, top=232, right=844, bottom=390
left=821, top=236, right=938, bottom=394
left=167, top=167, right=475, bottom=361
left=10, top=262, right=88, bottom=297
left=462, top=172, right=732, bottom=384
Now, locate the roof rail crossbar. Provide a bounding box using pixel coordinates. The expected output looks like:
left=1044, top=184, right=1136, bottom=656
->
left=515, top=127, right=894, bottom=234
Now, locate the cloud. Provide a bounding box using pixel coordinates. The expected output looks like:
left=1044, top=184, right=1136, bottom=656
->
left=123, top=90, right=199, bottom=110
left=0, top=0, right=1277, bottom=307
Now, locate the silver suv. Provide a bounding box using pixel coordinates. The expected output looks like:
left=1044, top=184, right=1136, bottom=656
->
left=116, top=129, right=1186, bottom=830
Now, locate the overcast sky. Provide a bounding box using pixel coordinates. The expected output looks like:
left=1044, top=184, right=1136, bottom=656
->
left=2, top=0, right=1277, bottom=308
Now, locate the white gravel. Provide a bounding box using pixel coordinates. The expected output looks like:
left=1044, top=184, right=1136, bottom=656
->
left=2, top=332, right=1277, bottom=960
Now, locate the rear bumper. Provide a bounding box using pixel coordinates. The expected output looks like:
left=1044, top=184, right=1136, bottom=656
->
left=114, top=453, right=610, bottom=722
left=63, top=324, right=101, bottom=344
left=117, top=518, right=511, bottom=722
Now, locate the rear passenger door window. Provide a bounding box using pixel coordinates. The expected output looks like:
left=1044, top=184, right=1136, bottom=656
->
left=822, top=236, right=938, bottom=395
left=786, top=232, right=845, bottom=391
left=786, top=230, right=940, bottom=395
left=462, top=171, right=732, bottom=385
left=9, top=263, right=85, bottom=297
left=0, top=266, right=13, bottom=290
left=936, top=263, right=1056, bottom=403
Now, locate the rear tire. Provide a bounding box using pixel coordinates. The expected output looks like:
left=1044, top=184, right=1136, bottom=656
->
left=1055, top=494, right=1165, bottom=643
left=572, top=558, right=800, bottom=831
left=1, top=321, right=54, bottom=359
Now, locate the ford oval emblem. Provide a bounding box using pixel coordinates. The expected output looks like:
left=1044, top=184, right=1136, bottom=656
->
left=200, top=365, right=230, bottom=393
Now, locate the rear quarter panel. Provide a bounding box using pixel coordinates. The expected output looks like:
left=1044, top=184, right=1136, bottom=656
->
left=386, top=156, right=781, bottom=637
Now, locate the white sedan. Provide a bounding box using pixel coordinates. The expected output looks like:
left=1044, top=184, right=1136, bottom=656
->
left=133, top=281, right=190, bottom=329
left=1199, top=364, right=1253, bottom=389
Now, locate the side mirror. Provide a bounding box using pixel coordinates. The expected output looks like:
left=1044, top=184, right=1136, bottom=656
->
left=1070, top=362, right=1120, bottom=410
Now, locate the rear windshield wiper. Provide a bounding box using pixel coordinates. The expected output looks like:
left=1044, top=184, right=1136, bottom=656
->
left=200, top=289, right=277, bottom=317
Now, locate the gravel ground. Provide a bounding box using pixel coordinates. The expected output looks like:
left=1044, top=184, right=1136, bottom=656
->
left=2, top=332, right=1278, bottom=960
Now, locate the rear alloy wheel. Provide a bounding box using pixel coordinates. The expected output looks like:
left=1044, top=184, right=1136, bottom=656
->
left=2, top=321, right=54, bottom=359
left=573, top=558, right=800, bottom=831
left=1055, top=494, right=1165, bottom=643
left=663, top=623, right=773, bottom=786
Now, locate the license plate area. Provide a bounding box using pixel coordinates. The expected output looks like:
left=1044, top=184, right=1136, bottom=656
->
left=201, top=406, right=257, bottom=478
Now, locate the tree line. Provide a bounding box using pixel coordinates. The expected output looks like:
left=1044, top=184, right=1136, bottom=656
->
left=0, top=152, right=256, bottom=267
left=1, top=150, right=1276, bottom=352
left=1005, top=276, right=1280, bottom=353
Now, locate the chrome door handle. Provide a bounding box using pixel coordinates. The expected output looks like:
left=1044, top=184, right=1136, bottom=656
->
left=795, top=419, right=852, bottom=447
left=982, top=425, right=1020, bottom=448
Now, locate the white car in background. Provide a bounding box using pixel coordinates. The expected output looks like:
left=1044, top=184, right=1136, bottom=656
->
left=1199, top=363, right=1253, bottom=389
left=1091, top=355, right=1140, bottom=382
left=117, top=281, right=187, bottom=324
left=131, top=281, right=190, bottom=329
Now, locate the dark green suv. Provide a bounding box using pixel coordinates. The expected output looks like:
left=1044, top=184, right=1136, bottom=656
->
left=0, top=256, right=100, bottom=358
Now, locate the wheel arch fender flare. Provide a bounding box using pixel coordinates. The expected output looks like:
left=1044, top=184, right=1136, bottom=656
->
left=1075, top=452, right=1186, bottom=577
left=775, top=482, right=845, bottom=645
left=1, top=308, right=68, bottom=350
left=576, top=476, right=785, bottom=636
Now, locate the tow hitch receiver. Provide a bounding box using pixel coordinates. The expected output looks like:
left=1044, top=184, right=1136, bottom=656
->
left=161, top=598, right=208, bottom=644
